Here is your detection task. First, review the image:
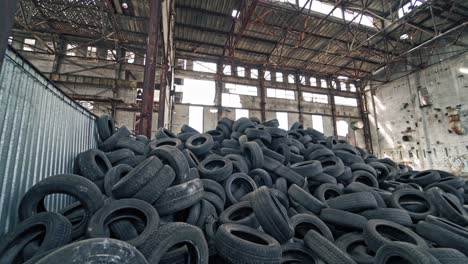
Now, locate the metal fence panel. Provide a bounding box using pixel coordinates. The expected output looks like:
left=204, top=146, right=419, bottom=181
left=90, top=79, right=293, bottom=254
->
left=0, top=48, right=98, bottom=234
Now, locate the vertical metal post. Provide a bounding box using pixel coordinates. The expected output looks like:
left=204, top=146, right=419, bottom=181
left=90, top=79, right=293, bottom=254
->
left=258, top=67, right=266, bottom=122
left=52, top=37, right=65, bottom=73
left=327, top=78, right=338, bottom=137
left=357, top=81, right=373, bottom=153
left=158, top=55, right=168, bottom=128
left=215, top=61, right=223, bottom=120
left=295, top=73, right=304, bottom=124
left=0, top=0, right=16, bottom=70
left=141, top=0, right=162, bottom=137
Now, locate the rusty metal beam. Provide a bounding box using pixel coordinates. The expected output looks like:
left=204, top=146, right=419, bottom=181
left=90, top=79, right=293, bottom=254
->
left=258, top=67, right=266, bottom=122
left=141, top=0, right=162, bottom=137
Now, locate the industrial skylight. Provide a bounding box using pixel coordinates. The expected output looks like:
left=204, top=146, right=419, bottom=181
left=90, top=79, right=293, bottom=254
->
left=398, top=0, right=426, bottom=18
left=278, top=0, right=375, bottom=28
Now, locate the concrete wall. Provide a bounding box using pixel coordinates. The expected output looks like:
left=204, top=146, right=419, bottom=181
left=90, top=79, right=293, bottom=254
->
left=367, top=52, right=468, bottom=175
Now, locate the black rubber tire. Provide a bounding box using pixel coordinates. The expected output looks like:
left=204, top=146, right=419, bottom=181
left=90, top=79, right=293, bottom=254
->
left=198, top=156, right=233, bottom=182
left=103, top=164, right=133, bottom=197
left=320, top=208, right=368, bottom=231
left=426, top=183, right=465, bottom=204
left=249, top=186, right=294, bottom=243
left=215, top=223, right=282, bottom=264
left=18, top=174, right=104, bottom=239
left=109, top=219, right=140, bottom=241
left=100, top=126, right=131, bottom=152
left=350, top=163, right=378, bottom=177
left=430, top=176, right=465, bottom=189
left=182, top=149, right=200, bottom=168
left=87, top=198, right=160, bottom=248
left=33, top=238, right=148, bottom=264
left=390, top=188, right=436, bottom=221
left=133, top=165, right=176, bottom=204
left=367, top=162, right=390, bottom=183
left=409, top=170, right=441, bottom=187
left=263, top=146, right=287, bottom=165
left=416, top=220, right=468, bottom=256
left=149, top=138, right=184, bottom=151
left=425, top=215, right=468, bottom=239
left=97, top=115, right=115, bottom=141
left=112, top=156, right=164, bottom=198
left=337, top=166, right=353, bottom=183
left=304, top=230, right=357, bottom=264
left=0, top=212, right=72, bottom=263
left=149, top=145, right=190, bottom=184
left=241, top=142, right=264, bottom=169
left=136, top=135, right=150, bottom=144
left=114, top=154, right=146, bottom=167
left=334, top=150, right=365, bottom=166
left=202, top=191, right=225, bottom=215
left=351, top=170, right=379, bottom=188
left=327, top=192, right=378, bottom=212
left=141, top=222, right=208, bottom=263
left=186, top=133, right=215, bottom=156
left=360, top=208, right=413, bottom=227
left=428, top=248, right=468, bottom=264
left=245, top=128, right=272, bottom=145
left=248, top=169, right=273, bottom=188
left=307, top=148, right=335, bottom=161
left=374, top=242, right=440, bottom=264
left=155, top=127, right=177, bottom=139
left=263, top=155, right=284, bottom=172
left=427, top=187, right=468, bottom=226
left=76, top=149, right=112, bottom=181
left=274, top=165, right=305, bottom=187
left=275, top=177, right=288, bottom=195
left=195, top=199, right=218, bottom=229
left=332, top=143, right=360, bottom=156
left=153, top=178, right=204, bottom=215
left=220, top=201, right=259, bottom=229
left=335, top=232, right=375, bottom=264
left=105, top=148, right=135, bottom=164
left=289, top=160, right=323, bottom=178
left=319, top=156, right=345, bottom=177
left=224, top=173, right=258, bottom=204
left=364, top=219, right=428, bottom=252
left=290, top=213, right=334, bottom=241
left=181, top=124, right=200, bottom=133
left=281, top=242, right=325, bottom=264
left=309, top=172, right=338, bottom=185
left=225, top=154, right=249, bottom=173
left=116, top=137, right=146, bottom=155
left=288, top=184, right=326, bottom=214
left=313, top=183, right=344, bottom=203
left=201, top=179, right=226, bottom=204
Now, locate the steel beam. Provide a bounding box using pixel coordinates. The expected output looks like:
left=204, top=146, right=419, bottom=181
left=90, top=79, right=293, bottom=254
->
left=295, top=73, right=304, bottom=124
left=258, top=67, right=266, bottom=122
left=327, top=78, right=338, bottom=137
left=215, top=61, right=223, bottom=120
left=141, top=0, right=162, bottom=137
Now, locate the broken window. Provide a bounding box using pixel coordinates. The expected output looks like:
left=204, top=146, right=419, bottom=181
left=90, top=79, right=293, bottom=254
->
left=225, top=83, right=257, bottom=96
left=87, top=46, right=97, bottom=58
left=335, top=96, right=358, bottom=107
left=251, top=69, right=258, bottom=79
left=66, top=44, right=77, bottom=56
left=264, top=71, right=271, bottom=81
left=276, top=112, right=289, bottom=130
left=136, top=88, right=159, bottom=102
left=23, top=38, right=36, bottom=51
left=222, top=93, right=241, bottom=108
left=107, top=50, right=116, bottom=60
left=180, top=78, right=215, bottom=105
left=320, top=79, right=328, bottom=88
left=350, top=83, right=356, bottom=92
left=399, top=0, right=426, bottom=18
left=8, top=36, right=13, bottom=45
left=340, top=82, right=347, bottom=91
left=193, top=61, right=217, bottom=73
left=300, top=76, right=307, bottom=85
left=267, top=88, right=295, bottom=100
left=237, top=66, right=245, bottom=77
left=337, top=120, right=349, bottom=137
left=288, top=74, right=295, bottom=84
left=177, top=59, right=186, bottom=69
left=303, top=92, right=328, bottom=104
left=189, top=106, right=204, bottom=132
left=125, top=51, right=135, bottom=63
left=276, top=72, right=283, bottom=82
left=310, top=77, right=317, bottom=86
left=223, top=65, right=231, bottom=75
left=312, top=115, right=324, bottom=133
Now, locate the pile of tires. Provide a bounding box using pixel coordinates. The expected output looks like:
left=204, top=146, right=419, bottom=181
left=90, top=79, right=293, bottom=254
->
left=2, top=115, right=468, bottom=263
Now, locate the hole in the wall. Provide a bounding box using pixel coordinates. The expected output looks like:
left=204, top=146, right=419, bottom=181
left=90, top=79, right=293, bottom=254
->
left=433, top=148, right=437, bottom=158
left=400, top=151, right=403, bottom=160
left=423, top=150, right=426, bottom=158
left=416, top=150, right=420, bottom=159
left=409, top=151, right=413, bottom=158
left=445, top=148, right=449, bottom=157
left=415, top=122, right=418, bottom=128
left=402, top=135, right=413, bottom=142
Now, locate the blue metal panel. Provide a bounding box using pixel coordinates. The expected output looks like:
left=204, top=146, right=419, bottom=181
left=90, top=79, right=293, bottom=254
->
left=0, top=48, right=98, bottom=233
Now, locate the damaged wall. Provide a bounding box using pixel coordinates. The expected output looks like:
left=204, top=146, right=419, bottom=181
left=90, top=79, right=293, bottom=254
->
left=367, top=51, right=468, bottom=175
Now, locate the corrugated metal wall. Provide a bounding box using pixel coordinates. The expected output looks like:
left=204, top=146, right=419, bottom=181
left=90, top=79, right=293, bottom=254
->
left=0, top=48, right=98, bottom=233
